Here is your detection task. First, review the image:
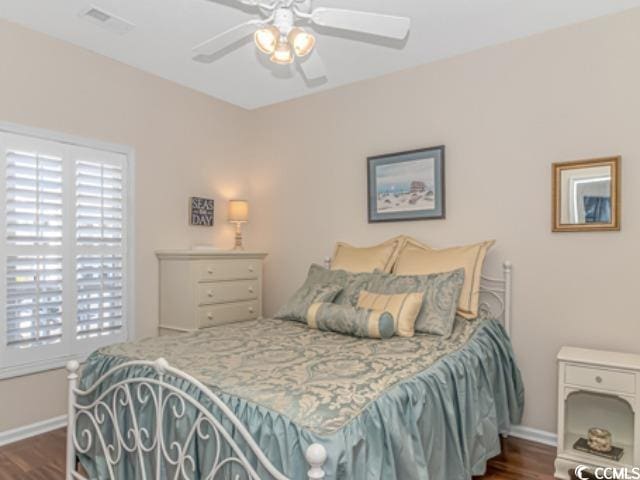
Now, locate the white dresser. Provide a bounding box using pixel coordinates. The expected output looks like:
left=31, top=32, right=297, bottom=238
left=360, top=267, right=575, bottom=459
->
left=555, top=346, right=640, bottom=479
left=156, top=250, right=268, bottom=335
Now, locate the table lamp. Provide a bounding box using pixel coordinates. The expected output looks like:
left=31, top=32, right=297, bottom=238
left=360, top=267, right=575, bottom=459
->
left=228, top=200, right=249, bottom=250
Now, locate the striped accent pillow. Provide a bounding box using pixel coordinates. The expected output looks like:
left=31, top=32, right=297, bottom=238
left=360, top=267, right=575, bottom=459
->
left=357, top=290, right=424, bottom=337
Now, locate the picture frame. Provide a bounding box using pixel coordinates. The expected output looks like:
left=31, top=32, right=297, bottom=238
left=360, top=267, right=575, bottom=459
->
left=189, top=197, right=215, bottom=227
left=368, top=146, right=445, bottom=223
left=552, top=157, right=620, bottom=232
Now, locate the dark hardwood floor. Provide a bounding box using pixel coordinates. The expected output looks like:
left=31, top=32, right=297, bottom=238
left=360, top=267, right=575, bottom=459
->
left=0, top=429, right=557, bottom=479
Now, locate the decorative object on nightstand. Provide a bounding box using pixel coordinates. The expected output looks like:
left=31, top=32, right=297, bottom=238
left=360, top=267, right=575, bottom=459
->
left=228, top=200, right=249, bottom=250
left=555, top=346, right=639, bottom=479
left=156, top=250, right=267, bottom=336
left=587, top=428, right=613, bottom=453
left=573, top=431, right=624, bottom=462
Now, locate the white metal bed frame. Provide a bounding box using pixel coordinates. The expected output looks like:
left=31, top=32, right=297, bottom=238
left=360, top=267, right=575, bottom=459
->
left=66, top=261, right=513, bottom=480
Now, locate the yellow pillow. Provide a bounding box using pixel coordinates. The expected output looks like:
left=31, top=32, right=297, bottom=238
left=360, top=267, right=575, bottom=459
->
left=393, top=238, right=495, bottom=319
left=357, top=290, right=424, bottom=337
left=331, top=236, right=406, bottom=273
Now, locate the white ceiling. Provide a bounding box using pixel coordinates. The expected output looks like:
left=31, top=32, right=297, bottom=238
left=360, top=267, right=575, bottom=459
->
left=2, top=0, right=640, bottom=109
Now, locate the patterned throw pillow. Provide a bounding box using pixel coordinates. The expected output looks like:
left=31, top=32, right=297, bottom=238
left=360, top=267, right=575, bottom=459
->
left=303, top=264, right=375, bottom=306
left=306, top=303, right=395, bottom=339
left=275, top=283, right=343, bottom=323
left=357, top=291, right=424, bottom=337
left=366, top=269, right=465, bottom=337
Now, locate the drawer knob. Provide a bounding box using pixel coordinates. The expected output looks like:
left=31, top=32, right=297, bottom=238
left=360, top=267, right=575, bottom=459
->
left=207, top=313, right=214, bottom=320
left=595, top=376, right=603, bottom=384
left=248, top=266, right=254, bottom=272
left=249, top=307, right=255, bottom=313
left=207, top=268, right=214, bottom=274
left=207, top=291, right=214, bottom=298
left=248, top=287, right=254, bottom=293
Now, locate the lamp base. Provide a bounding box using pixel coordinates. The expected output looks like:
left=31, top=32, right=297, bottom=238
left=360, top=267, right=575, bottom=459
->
left=233, top=224, right=244, bottom=251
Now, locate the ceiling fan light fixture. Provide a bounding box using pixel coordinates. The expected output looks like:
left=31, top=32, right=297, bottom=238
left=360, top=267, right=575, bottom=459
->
left=288, top=27, right=316, bottom=57
left=254, top=26, right=279, bottom=54
left=270, top=40, right=294, bottom=65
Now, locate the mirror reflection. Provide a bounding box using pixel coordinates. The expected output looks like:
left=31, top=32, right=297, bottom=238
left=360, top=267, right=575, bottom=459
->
left=560, top=166, right=612, bottom=225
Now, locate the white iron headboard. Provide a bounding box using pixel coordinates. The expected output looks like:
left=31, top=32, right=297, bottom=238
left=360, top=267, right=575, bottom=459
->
left=479, top=261, right=512, bottom=335
left=323, top=257, right=513, bottom=336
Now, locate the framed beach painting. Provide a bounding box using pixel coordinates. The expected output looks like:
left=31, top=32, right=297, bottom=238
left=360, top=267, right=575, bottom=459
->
left=368, top=146, right=445, bottom=223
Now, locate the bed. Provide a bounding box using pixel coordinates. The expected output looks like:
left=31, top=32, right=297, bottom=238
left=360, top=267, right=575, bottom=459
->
left=65, top=261, right=523, bottom=480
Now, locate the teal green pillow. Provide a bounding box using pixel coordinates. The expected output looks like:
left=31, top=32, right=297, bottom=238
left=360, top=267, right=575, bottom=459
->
left=275, top=282, right=343, bottom=323
left=301, top=264, right=375, bottom=306
left=306, top=303, right=395, bottom=339
left=366, top=269, right=465, bottom=337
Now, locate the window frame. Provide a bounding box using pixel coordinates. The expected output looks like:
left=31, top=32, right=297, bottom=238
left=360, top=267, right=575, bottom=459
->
left=0, top=123, right=135, bottom=380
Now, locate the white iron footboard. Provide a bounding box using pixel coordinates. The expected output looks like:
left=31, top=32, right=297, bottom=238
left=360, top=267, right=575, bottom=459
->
left=66, top=358, right=327, bottom=480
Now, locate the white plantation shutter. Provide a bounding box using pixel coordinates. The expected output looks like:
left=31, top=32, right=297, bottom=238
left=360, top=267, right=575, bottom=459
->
left=76, top=255, right=124, bottom=338
left=6, top=255, right=63, bottom=347
left=6, top=152, right=63, bottom=246
left=0, top=129, right=131, bottom=377
left=75, top=157, right=126, bottom=341
left=76, top=161, right=124, bottom=246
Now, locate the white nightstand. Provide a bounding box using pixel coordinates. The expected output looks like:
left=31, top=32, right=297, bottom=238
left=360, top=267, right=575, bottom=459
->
left=156, top=250, right=268, bottom=336
left=555, top=347, right=640, bottom=478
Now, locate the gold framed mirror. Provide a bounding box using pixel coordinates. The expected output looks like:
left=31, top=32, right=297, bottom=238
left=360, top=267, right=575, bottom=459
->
left=552, top=157, right=620, bottom=232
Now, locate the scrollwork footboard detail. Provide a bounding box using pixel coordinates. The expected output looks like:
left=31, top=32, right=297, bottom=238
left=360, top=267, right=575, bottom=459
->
left=66, top=359, right=327, bottom=480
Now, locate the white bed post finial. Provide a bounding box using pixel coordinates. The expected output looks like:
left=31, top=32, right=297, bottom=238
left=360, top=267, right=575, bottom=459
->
left=503, top=261, right=513, bottom=336
left=306, top=443, right=327, bottom=480
left=154, top=357, right=170, bottom=374
left=66, top=360, right=80, bottom=480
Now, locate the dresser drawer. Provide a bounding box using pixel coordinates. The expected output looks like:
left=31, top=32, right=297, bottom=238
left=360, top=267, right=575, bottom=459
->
left=198, top=259, right=260, bottom=282
left=565, top=364, right=635, bottom=394
left=197, top=280, right=258, bottom=305
left=198, top=300, right=260, bottom=328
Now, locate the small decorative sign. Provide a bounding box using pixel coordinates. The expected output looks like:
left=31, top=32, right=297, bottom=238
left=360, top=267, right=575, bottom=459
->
left=190, top=197, right=214, bottom=227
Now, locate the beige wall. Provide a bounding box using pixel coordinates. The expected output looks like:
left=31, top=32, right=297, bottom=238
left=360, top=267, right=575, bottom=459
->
left=2, top=8, right=639, bottom=437
left=248, top=9, right=640, bottom=433
left=0, top=19, right=252, bottom=431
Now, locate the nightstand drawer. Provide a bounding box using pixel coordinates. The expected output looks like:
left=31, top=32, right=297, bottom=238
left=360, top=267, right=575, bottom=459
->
left=565, top=365, right=635, bottom=394
left=199, top=259, right=260, bottom=282
left=197, top=280, right=258, bottom=305
left=198, top=300, right=260, bottom=328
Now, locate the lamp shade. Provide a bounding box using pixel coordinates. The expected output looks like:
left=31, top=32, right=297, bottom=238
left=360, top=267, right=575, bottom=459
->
left=228, top=200, right=249, bottom=223
left=288, top=28, right=315, bottom=57
left=270, top=41, right=294, bottom=65
left=255, top=26, right=279, bottom=55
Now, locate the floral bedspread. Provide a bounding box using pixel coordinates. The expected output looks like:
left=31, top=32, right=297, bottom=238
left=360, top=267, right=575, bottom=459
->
left=89, top=317, right=478, bottom=435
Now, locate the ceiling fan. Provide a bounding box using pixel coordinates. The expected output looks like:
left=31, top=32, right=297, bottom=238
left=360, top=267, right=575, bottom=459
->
left=193, top=0, right=411, bottom=81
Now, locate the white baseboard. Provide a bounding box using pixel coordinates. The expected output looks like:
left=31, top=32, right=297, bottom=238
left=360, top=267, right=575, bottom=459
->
left=510, top=425, right=558, bottom=447
left=0, top=415, right=68, bottom=447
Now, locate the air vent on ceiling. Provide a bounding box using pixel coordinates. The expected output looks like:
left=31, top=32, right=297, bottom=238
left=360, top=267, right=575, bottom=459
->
left=79, top=6, right=135, bottom=34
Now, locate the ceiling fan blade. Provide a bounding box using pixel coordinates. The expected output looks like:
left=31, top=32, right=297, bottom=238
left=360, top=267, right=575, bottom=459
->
left=193, top=19, right=264, bottom=56
left=311, top=8, right=410, bottom=40
left=299, top=49, right=326, bottom=81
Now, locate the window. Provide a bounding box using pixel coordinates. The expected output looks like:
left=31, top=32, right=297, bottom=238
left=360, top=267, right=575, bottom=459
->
left=0, top=127, right=132, bottom=378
